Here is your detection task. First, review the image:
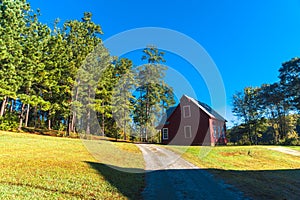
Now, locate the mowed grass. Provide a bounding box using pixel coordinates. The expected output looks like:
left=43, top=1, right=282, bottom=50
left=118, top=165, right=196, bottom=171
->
left=287, top=146, right=300, bottom=151
left=165, top=145, right=300, bottom=200
left=83, top=139, right=145, bottom=171
left=0, top=131, right=144, bottom=199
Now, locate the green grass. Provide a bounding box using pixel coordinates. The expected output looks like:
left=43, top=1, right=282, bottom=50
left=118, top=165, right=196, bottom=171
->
left=83, top=139, right=145, bottom=171
left=164, top=145, right=300, bottom=199
left=0, top=131, right=144, bottom=199
left=287, top=146, right=300, bottom=151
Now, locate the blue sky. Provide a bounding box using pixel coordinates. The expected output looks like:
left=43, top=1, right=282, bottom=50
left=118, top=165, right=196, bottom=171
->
left=28, top=0, right=300, bottom=127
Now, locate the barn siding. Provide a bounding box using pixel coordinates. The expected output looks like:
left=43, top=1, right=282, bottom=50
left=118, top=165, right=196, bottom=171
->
left=161, top=95, right=227, bottom=146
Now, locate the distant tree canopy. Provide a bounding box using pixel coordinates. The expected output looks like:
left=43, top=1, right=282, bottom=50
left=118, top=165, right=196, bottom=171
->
left=230, top=57, right=300, bottom=145
left=0, top=0, right=175, bottom=141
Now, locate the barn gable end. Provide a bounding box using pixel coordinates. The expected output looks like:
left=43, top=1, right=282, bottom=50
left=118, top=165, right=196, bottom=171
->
left=159, top=95, right=227, bottom=146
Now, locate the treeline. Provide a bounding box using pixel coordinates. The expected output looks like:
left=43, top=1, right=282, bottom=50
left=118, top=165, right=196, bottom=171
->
left=0, top=0, right=174, bottom=141
left=229, top=57, right=300, bottom=145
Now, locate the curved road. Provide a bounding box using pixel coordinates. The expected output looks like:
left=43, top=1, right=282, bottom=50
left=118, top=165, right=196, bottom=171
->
left=136, top=144, right=246, bottom=200
left=268, top=146, right=300, bottom=156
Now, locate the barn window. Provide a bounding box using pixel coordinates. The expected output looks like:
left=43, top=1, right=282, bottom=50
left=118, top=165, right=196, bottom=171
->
left=183, top=105, right=191, bottom=118
left=162, top=128, right=168, bottom=140
left=184, top=125, right=192, bottom=138
left=213, top=125, right=217, bottom=138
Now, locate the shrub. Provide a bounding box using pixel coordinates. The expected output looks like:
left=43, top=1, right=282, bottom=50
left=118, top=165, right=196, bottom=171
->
left=0, top=113, right=19, bottom=131
left=279, top=137, right=300, bottom=146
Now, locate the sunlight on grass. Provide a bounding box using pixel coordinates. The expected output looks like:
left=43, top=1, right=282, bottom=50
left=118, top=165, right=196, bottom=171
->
left=83, top=139, right=145, bottom=172
left=287, top=146, right=300, bottom=152
left=166, top=145, right=300, bottom=170
left=0, top=131, right=144, bottom=199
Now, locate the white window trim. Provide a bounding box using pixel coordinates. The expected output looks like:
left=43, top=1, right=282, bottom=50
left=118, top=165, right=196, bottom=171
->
left=184, top=125, right=192, bottom=139
left=183, top=105, right=191, bottom=118
left=162, top=128, right=168, bottom=140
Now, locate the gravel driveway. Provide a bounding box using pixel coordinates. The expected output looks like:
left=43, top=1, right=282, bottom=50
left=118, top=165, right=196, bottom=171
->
left=136, top=144, right=246, bottom=200
left=267, top=146, right=300, bottom=156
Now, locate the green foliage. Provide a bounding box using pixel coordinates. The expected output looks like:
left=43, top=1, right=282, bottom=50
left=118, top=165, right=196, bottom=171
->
left=133, top=46, right=175, bottom=141
left=232, top=56, right=300, bottom=145
left=279, top=57, right=300, bottom=111
left=258, top=126, right=276, bottom=144
left=0, top=113, right=19, bottom=131
left=111, top=58, right=136, bottom=140
left=279, top=137, right=300, bottom=146
left=232, top=87, right=263, bottom=144
left=0, top=1, right=175, bottom=142
left=0, top=0, right=29, bottom=100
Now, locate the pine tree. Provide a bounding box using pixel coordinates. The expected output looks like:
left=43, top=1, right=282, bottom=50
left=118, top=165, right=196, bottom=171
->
left=0, top=0, right=30, bottom=117
left=17, top=10, right=51, bottom=129
left=134, top=46, right=174, bottom=142
left=112, top=58, right=136, bottom=140
left=76, top=44, right=111, bottom=135
left=63, top=12, right=103, bottom=135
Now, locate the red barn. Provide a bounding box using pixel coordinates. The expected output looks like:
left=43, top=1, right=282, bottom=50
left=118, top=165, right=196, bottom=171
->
left=158, top=95, right=227, bottom=146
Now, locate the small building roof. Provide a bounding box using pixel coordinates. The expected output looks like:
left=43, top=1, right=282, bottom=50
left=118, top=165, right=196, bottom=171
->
left=183, top=95, right=226, bottom=122
left=157, top=106, right=177, bottom=128
left=157, top=95, right=227, bottom=128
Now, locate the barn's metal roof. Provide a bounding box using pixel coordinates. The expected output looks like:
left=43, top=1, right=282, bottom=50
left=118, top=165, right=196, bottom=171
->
left=157, top=106, right=177, bottom=128
left=157, top=95, right=226, bottom=129
left=183, top=95, right=226, bottom=121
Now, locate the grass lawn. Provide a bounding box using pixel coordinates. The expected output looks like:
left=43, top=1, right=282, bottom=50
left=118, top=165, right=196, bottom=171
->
left=287, top=146, right=300, bottom=151
left=83, top=138, right=145, bottom=171
left=165, top=145, right=300, bottom=200
left=0, top=131, right=144, bottom=199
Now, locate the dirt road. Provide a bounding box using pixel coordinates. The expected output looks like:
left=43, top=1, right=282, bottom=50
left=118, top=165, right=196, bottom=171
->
left=267, top=146, right=300, bottom=156
left=136, top=144, right=246, bottom=200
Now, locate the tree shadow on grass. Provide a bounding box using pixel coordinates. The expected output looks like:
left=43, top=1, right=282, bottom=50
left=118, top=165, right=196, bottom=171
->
left=206, top=168, right=300, bottom=200
left=86, top=161, right=145, bottom=200
left=86, top=161, right=300, bottom=200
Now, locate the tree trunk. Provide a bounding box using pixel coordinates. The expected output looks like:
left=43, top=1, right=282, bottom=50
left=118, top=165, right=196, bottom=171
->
left=0, top=96, right=7, bottom=117
left=71, top=82, right=80, bottom=132
left=25, top=104, right=30, bottom=127
left=34, top=106, right=37, bottom=128
left=123, top=108, right=126, bottom=140
left=248, top=123, right=252, bottom=144
left=48, top=118, right=51, bottom=130
left=270, top=111, right=277, bottom=144
left=140, top=127, right=142, bottom=142
left=66, top=115, right=71, bottom=137
left=145, top=86, right=149, bottom=142
left=254, top=123, right=258, bottom=145
left=282, top=113, right=287, bottom=138
left=71, top=112, right=76, bottom=132
left=41, top=111, right=46, bottom=128
left=86, top=86, right=91, bottom=135
left=9, top=99, right=14, bottom=113
left=124, top=120, right=126, bottom=141
left=86, top=109, right=90, bottom=135
left=18, top=103, right=25, bottom=131
left=101, top=102, right=105, bottom=136
left=48, top=110, right=51, bottom=130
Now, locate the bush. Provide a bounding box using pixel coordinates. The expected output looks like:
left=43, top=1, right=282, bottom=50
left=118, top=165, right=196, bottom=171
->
left=279, top=137, right=300, bottom=146
left=238, top=140, right=252, bottom=145
left=0, top=113, right=19, bottom=131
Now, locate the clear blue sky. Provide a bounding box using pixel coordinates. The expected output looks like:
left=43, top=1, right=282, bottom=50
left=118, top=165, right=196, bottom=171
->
left=28, top=0, right=300, bottom=127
